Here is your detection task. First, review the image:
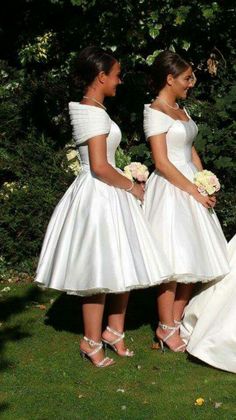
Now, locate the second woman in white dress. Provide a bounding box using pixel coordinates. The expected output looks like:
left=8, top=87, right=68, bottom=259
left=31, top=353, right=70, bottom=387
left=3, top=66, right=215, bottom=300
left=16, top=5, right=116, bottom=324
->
left=143, top=50, right=229, bottom=352
left=35, top=46, right=172, bottom=367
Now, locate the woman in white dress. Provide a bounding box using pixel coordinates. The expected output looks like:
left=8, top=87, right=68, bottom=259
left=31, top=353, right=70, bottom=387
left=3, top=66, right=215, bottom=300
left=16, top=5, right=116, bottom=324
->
left=181, top=235, right=236, bottom=373
left=35, top=46, right=172, bottom=367
left=143, top=50, right=229, bottom=352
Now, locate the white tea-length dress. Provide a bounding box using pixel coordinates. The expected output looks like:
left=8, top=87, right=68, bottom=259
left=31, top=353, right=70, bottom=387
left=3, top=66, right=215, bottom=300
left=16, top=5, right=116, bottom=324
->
left=35, top=103, right=172, bottom=296
left=143, top=105, right=229, bottom=283
left=181, top=235, right=236, bottom=373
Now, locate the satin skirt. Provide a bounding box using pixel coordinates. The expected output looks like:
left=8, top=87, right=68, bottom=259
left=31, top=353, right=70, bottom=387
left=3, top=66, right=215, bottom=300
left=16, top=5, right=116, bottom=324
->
left=181, top=235, right=236, bottom=373
left=35, top=168, right=172, bottom=296
left=144, top=162, right=229, bottom=283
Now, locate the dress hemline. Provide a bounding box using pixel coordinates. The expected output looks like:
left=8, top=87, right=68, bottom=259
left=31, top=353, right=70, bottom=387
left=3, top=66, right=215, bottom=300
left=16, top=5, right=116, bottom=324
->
left=34, top=270, right=228, bottom=296
left=34, top=275, right=172, bottom=297
left=172, top=272, right=228, bottom=284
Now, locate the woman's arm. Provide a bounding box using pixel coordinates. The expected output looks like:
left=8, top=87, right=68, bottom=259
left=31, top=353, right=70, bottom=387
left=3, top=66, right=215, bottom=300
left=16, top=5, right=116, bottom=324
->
left=88, top=134, right=144, bottom=201
left=149, top=134, right=215, bottom=208
left=191, top=146, right=203, bottom=171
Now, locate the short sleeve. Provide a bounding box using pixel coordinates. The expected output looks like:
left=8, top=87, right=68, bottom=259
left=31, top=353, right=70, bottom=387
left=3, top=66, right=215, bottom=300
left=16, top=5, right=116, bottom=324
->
left=143, top=104, right=173, bottom=139
left=68, top=102, right=111, bottom=145
left=183, top=107, right=191, bottom=119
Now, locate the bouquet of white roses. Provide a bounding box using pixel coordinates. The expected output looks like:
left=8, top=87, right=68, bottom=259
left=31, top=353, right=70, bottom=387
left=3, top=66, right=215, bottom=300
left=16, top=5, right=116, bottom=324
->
left=124, top=162, right=149, bottom=183
left=194, top=170, right=220, bottom=213
left=194, top=170, right=220, bottom=196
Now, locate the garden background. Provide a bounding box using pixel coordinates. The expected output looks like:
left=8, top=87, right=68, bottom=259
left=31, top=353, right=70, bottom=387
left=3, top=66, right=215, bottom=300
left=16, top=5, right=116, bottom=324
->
left=0, top=1, right=236, bottom=418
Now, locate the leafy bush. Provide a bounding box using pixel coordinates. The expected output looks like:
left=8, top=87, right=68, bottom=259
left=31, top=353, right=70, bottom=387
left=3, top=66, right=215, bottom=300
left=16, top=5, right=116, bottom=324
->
left=0, top=130, right=74, bottom=272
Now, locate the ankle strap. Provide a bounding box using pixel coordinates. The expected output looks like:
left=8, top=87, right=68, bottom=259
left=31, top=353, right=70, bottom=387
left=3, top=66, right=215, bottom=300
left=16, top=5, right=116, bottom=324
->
left=83, top=336, right=103, bottom=357
left=106, top=326, right=125, bottom=345
left=158, top=322, right=179, bottom=343
left=106, top=326, right=125, bottom=339
left=159, top=322, right=177, bottom=331
left=83, top=336, right=101, bottom=346
left=174, top=320, right=182, bottom=327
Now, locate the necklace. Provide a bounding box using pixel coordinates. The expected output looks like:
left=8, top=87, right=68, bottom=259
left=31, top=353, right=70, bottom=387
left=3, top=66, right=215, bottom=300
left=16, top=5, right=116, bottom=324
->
left=156, top=96, right=179, bottom=110
left=83, top=96, right=106, bottom=110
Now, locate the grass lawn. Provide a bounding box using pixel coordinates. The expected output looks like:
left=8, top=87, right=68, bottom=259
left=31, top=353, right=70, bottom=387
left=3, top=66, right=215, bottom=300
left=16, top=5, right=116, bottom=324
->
left=0, top=280, right=236, bottom=420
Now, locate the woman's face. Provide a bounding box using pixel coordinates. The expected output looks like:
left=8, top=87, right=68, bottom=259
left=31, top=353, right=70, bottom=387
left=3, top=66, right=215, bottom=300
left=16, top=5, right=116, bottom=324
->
left=103, top=61, right=122, bottom=96
left=168, top=66, right=194, bottom=99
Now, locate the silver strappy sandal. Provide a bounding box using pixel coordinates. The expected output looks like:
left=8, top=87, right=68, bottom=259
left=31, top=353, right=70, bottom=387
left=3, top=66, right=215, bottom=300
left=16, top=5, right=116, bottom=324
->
left=102, top=326, right=134, bottom=357
left=80, top=336, right=115, bottom=367
left=157, top=322, right=186, bottom=353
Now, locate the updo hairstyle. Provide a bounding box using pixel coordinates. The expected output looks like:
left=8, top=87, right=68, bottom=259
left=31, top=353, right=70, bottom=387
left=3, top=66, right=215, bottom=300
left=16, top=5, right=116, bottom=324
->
left=73, top=46, right=117, bottom=90
left=151, top=50, right=190, bottom=94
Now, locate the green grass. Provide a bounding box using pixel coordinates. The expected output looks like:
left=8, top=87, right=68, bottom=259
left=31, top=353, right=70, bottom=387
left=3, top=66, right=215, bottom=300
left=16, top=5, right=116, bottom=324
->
left=0, top=281, right=236, bottom=420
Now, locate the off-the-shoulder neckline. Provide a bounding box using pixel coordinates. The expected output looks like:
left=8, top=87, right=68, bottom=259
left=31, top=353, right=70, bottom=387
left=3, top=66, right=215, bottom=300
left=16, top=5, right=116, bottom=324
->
left=144, top=104, right=191, bottom=123
left=69, top=101, right=107, bottom=112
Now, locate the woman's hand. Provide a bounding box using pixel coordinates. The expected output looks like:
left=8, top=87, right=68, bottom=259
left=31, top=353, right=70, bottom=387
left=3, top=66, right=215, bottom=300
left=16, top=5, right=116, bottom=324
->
left=191, top=186, right=217, bottom=208
left=130, top=183, right=145, bottom=202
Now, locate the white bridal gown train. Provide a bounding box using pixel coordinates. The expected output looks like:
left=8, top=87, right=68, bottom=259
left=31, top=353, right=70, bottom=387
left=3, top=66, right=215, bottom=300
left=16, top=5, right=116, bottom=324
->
left=181, top=235, right=236, bottom=373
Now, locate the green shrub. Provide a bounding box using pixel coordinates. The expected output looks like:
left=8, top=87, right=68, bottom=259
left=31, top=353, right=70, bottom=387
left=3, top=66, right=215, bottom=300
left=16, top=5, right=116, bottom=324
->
left=0, top=130, right=74, bottom=272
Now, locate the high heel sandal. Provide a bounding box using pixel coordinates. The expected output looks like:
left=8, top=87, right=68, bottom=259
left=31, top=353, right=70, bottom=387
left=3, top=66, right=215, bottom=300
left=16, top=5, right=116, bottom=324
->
left=157, top=322, right=186, bottom=353
left=80, top=336, right=115, bottom=367
left=102, top=326, right=134, bottom=357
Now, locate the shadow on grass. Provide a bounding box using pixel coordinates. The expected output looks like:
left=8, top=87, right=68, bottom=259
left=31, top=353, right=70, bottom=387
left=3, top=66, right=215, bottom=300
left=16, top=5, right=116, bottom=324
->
left=0, top=403, right=9, bottom=414
left=45, top=286, right=158, bottom=334
left=45, top=294, right=83, bottom=333
left=126, top=287, right=157, bottom=331
left=0, top=286, right=45, bottom=372
left=186, top=353, right=217, bottom=370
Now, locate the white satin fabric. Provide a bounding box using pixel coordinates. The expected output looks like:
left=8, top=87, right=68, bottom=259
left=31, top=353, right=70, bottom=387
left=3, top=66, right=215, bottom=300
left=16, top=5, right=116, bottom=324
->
left=181, top=235, right=236, bottom=373
left=35, top=103, right=172, bottom=296
left=143, top=105, right=229, bottom=283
